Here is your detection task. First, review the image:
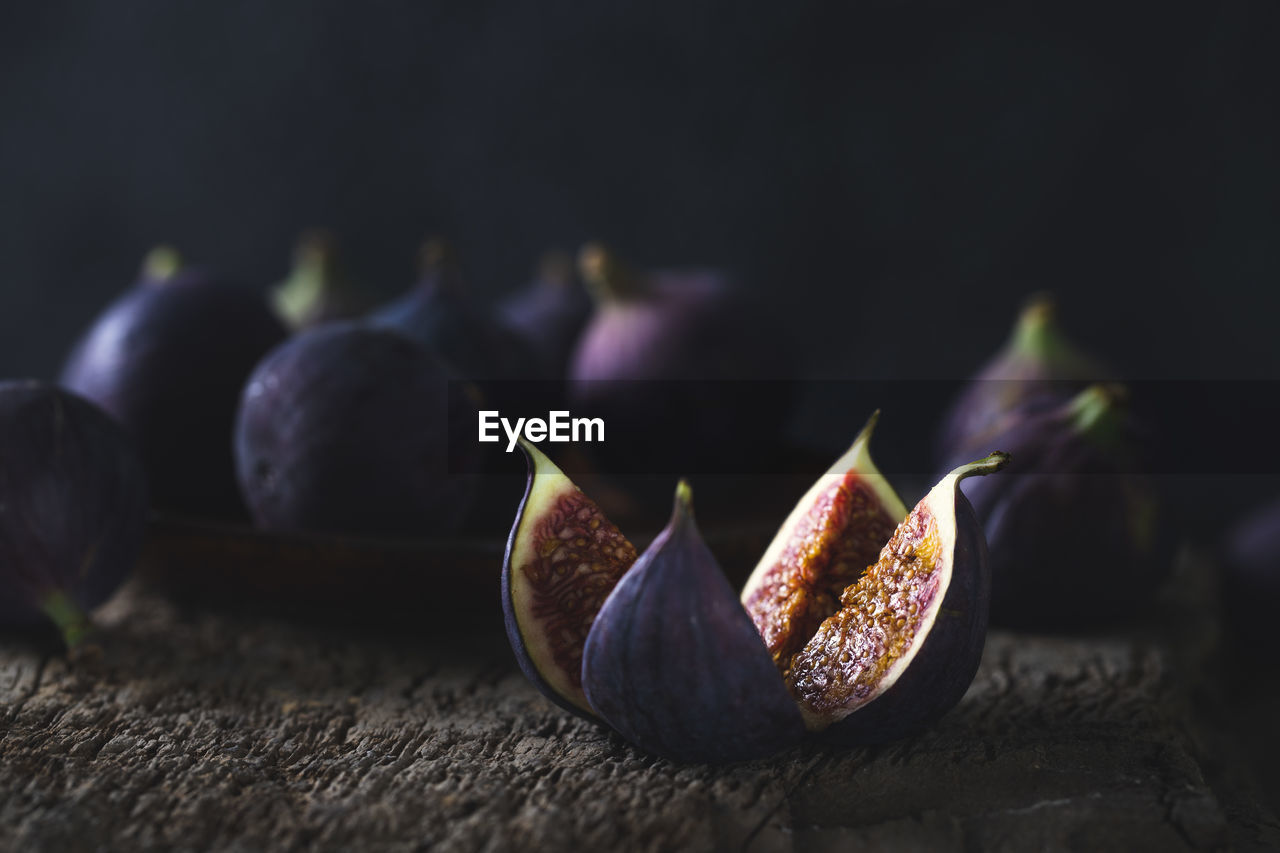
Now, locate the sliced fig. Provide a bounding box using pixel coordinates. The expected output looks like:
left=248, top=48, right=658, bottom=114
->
left=741, top=412, right=908, bottom=676
left=785, top=453, right=1008, bottom=743
left=502, top=440, right=638, bottom=717
left=581, top=482, right=806, bottom=763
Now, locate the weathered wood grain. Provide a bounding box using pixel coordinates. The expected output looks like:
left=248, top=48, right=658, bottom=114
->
left=0, top=568, right=1276, bottom=852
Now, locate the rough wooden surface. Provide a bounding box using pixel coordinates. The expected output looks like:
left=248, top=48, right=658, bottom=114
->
left=1, top=570, right=1277, bottom=853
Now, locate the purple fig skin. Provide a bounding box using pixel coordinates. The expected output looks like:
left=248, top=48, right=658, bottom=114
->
left=60, top=251, right=286, bottom=519
left=0, top=381, right=149, bottom=647
left=496, top=252, right=592, bottom=380
left=581, top=482, right=806, bottom=763
left=937, top=296, right=1107, bottom=464
left=947, top=386, right=1166, bottom=630
left=822, top=493, right=990, bottom=745
left=1223, top=497, right=1280, bottom=654
left=234, top=323, right=479, bottom=539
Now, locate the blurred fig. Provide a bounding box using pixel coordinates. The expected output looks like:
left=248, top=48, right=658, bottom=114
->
left=582, top=481, right=806, bottom=763
left=938, top=294, right=1107, bottom=462
left=502, top=440, right=638, bottom=717
left=496, top=250, right=592, bottom=380
left=60, top=247, right=286, bottom=518
left=0, top=381, right=149, bottom=648
left=234, top=323, right=479, bottom=539
left=568, top=243, right=794, bottom=474
left=1223, top=496, right=1280, bottom=655
left=272, top=230, right=372, bottom=330
left=947, top=384, right=1166, bottom=630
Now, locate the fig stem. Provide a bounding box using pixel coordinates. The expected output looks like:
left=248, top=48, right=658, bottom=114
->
left=142, top=246, right=182, bottom=284
left=39, top=590, right=93, bottom=650
left=578, top=243, right=644, bottom=302
left=951, top=451, right=1012, bottom=481
left=1067, top=383, right=1128, bottom=444
left=674, top=479, right=695, bottom=520
left=273, top=231, right=343, bottom=328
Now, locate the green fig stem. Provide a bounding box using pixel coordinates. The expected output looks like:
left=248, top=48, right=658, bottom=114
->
left=578, top=243, right=644, bottom=302
left=142, top=246, right=182, bottom=284
left=1067, top=383, right=1128, bottom=444
left=673, top=479, right=695, bottom=521
left=950, top=451, right=1013, bottom=483
left=39, top=590, right=92, bottom=650
left=273, top=231, right=343, bottom=329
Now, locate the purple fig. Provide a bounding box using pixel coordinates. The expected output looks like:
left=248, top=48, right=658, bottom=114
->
left=946, top=384, right=1166, bottom=630
left=234, top=323, right=479, bottom=539
left=937, top=294, right=1107, bottom=463
left=582, top=481, right=807, bottom=763
left=1223, top=496, right=1280, bottom=655
left=567, top=243, right=795, bottom=472
left=60, top=247, right=287, bottom=518
left=502, top=440, right=638, bottom=717
left=496, top=251, right=592, bottom=380
left=272, top=230, right=372, bottom=331
left=0, top=381, right=149, bottom=648
left=369, top=239, right=537, bottom=386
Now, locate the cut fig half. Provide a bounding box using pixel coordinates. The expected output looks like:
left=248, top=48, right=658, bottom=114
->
left=502, top=440, right=638, bottom=718
left=741, top=411, right=908, bottom=676
left=787, top=452, right=1009, bottom=743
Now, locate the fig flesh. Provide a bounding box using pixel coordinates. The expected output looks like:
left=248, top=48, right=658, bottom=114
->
left=0, top=381, right=149, bottom=648
left=502, top=440, right=638, bottom=716
left=234, top=323, right=479, bottom=539
left=741, top=412, right=908, bottom=674
left=786, top=453, right=1008, bottom=743
left=937, top=295, right=1107, bottom=463
left=945, top=384, right=1166, bottom=630
left=60, top=248, right=286, bottom=518
left=581, top=482, right=806, bottom=763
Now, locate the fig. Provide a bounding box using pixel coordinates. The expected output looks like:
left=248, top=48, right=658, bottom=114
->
left=234, top=323, right=479, bottom=539
left=945, top=384, right=1165, bottom=630
left=60, top=247, right=287, bottom=518
left=502, top=440, right=638, bottom=716
left=937, top=294, right=1107, bottom=462
left=741, top=412, right=908, bottom=673
left=369, top=239, right=535, bottom=385
left=0, top=381, right=149, bottom=648
left=496, top=251, right=592, bottom=380
left=1222, top=496, right=1280, bottom=655
left=581, top=481, right=807, bottom=763
left=271, top=230, right=371, bottom=330
left=567, top=244, right=794, bottom=472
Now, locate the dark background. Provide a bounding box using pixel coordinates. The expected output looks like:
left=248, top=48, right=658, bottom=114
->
left=3, top=2, right=1278, bottom=517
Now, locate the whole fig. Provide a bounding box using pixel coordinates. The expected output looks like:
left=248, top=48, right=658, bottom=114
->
left=234, top=323, right=479, bottom=539
left=945, top=384, right=1166, bottom=630
left=0, top=381, right=149, bottom=648
left=272, top=230, right=372, bottom=331
left=937, top=294, right=1107, bottom=463
left=581, top=481, right=806, bottom=763
left=60, top=248, right=287, bottom=518
left=496, top=251, right=592, bottom=380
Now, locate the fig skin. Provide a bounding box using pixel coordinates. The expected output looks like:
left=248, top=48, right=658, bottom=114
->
left=368, top=240, right=538, bottom=388
left=60, top=248, right=287, bottom=519
left=945, top=385, right=1166, bottom=630
left=937, top=294, right=1107, bottom=464
left=567, top=244, right=795, bottom=472
left=496, top=251, right=592, bottom=380
left=272, top=230, right=372, bottom=331
left=502, top=440, right=638, bottom=719
left=0, top=381, right=149, bottom=648
left=233, top=323, right=479, bottom=539
left=582, top=482, right=806, bottom=763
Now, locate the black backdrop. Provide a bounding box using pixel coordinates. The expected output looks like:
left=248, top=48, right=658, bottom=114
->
left=3, top=2, right=1278, bottom=511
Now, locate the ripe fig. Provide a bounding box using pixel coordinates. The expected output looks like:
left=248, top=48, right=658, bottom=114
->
left=271, top=230, right=371, bottom=330
left=234, top=323, right=479, bottom=539
left=741, top=412, right=908, bottom=672
left=567, top=244, right=794, bottom=472
left=502, top=440, right=638, bottom=716
left=581, top=481, right=807, bottom=763
left=496, top=250, right=592, bottom=380
left=369, top=239, right=536, bottom=386
left=60, top=247, right=287, bottom=518
left=945, top=384, right=1165, bottom=630
left=937, top=294, right=1107, bottom=462
left=0, top=381, right=149, bottom=648
left=784, top=452, right=1008, bottom=744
